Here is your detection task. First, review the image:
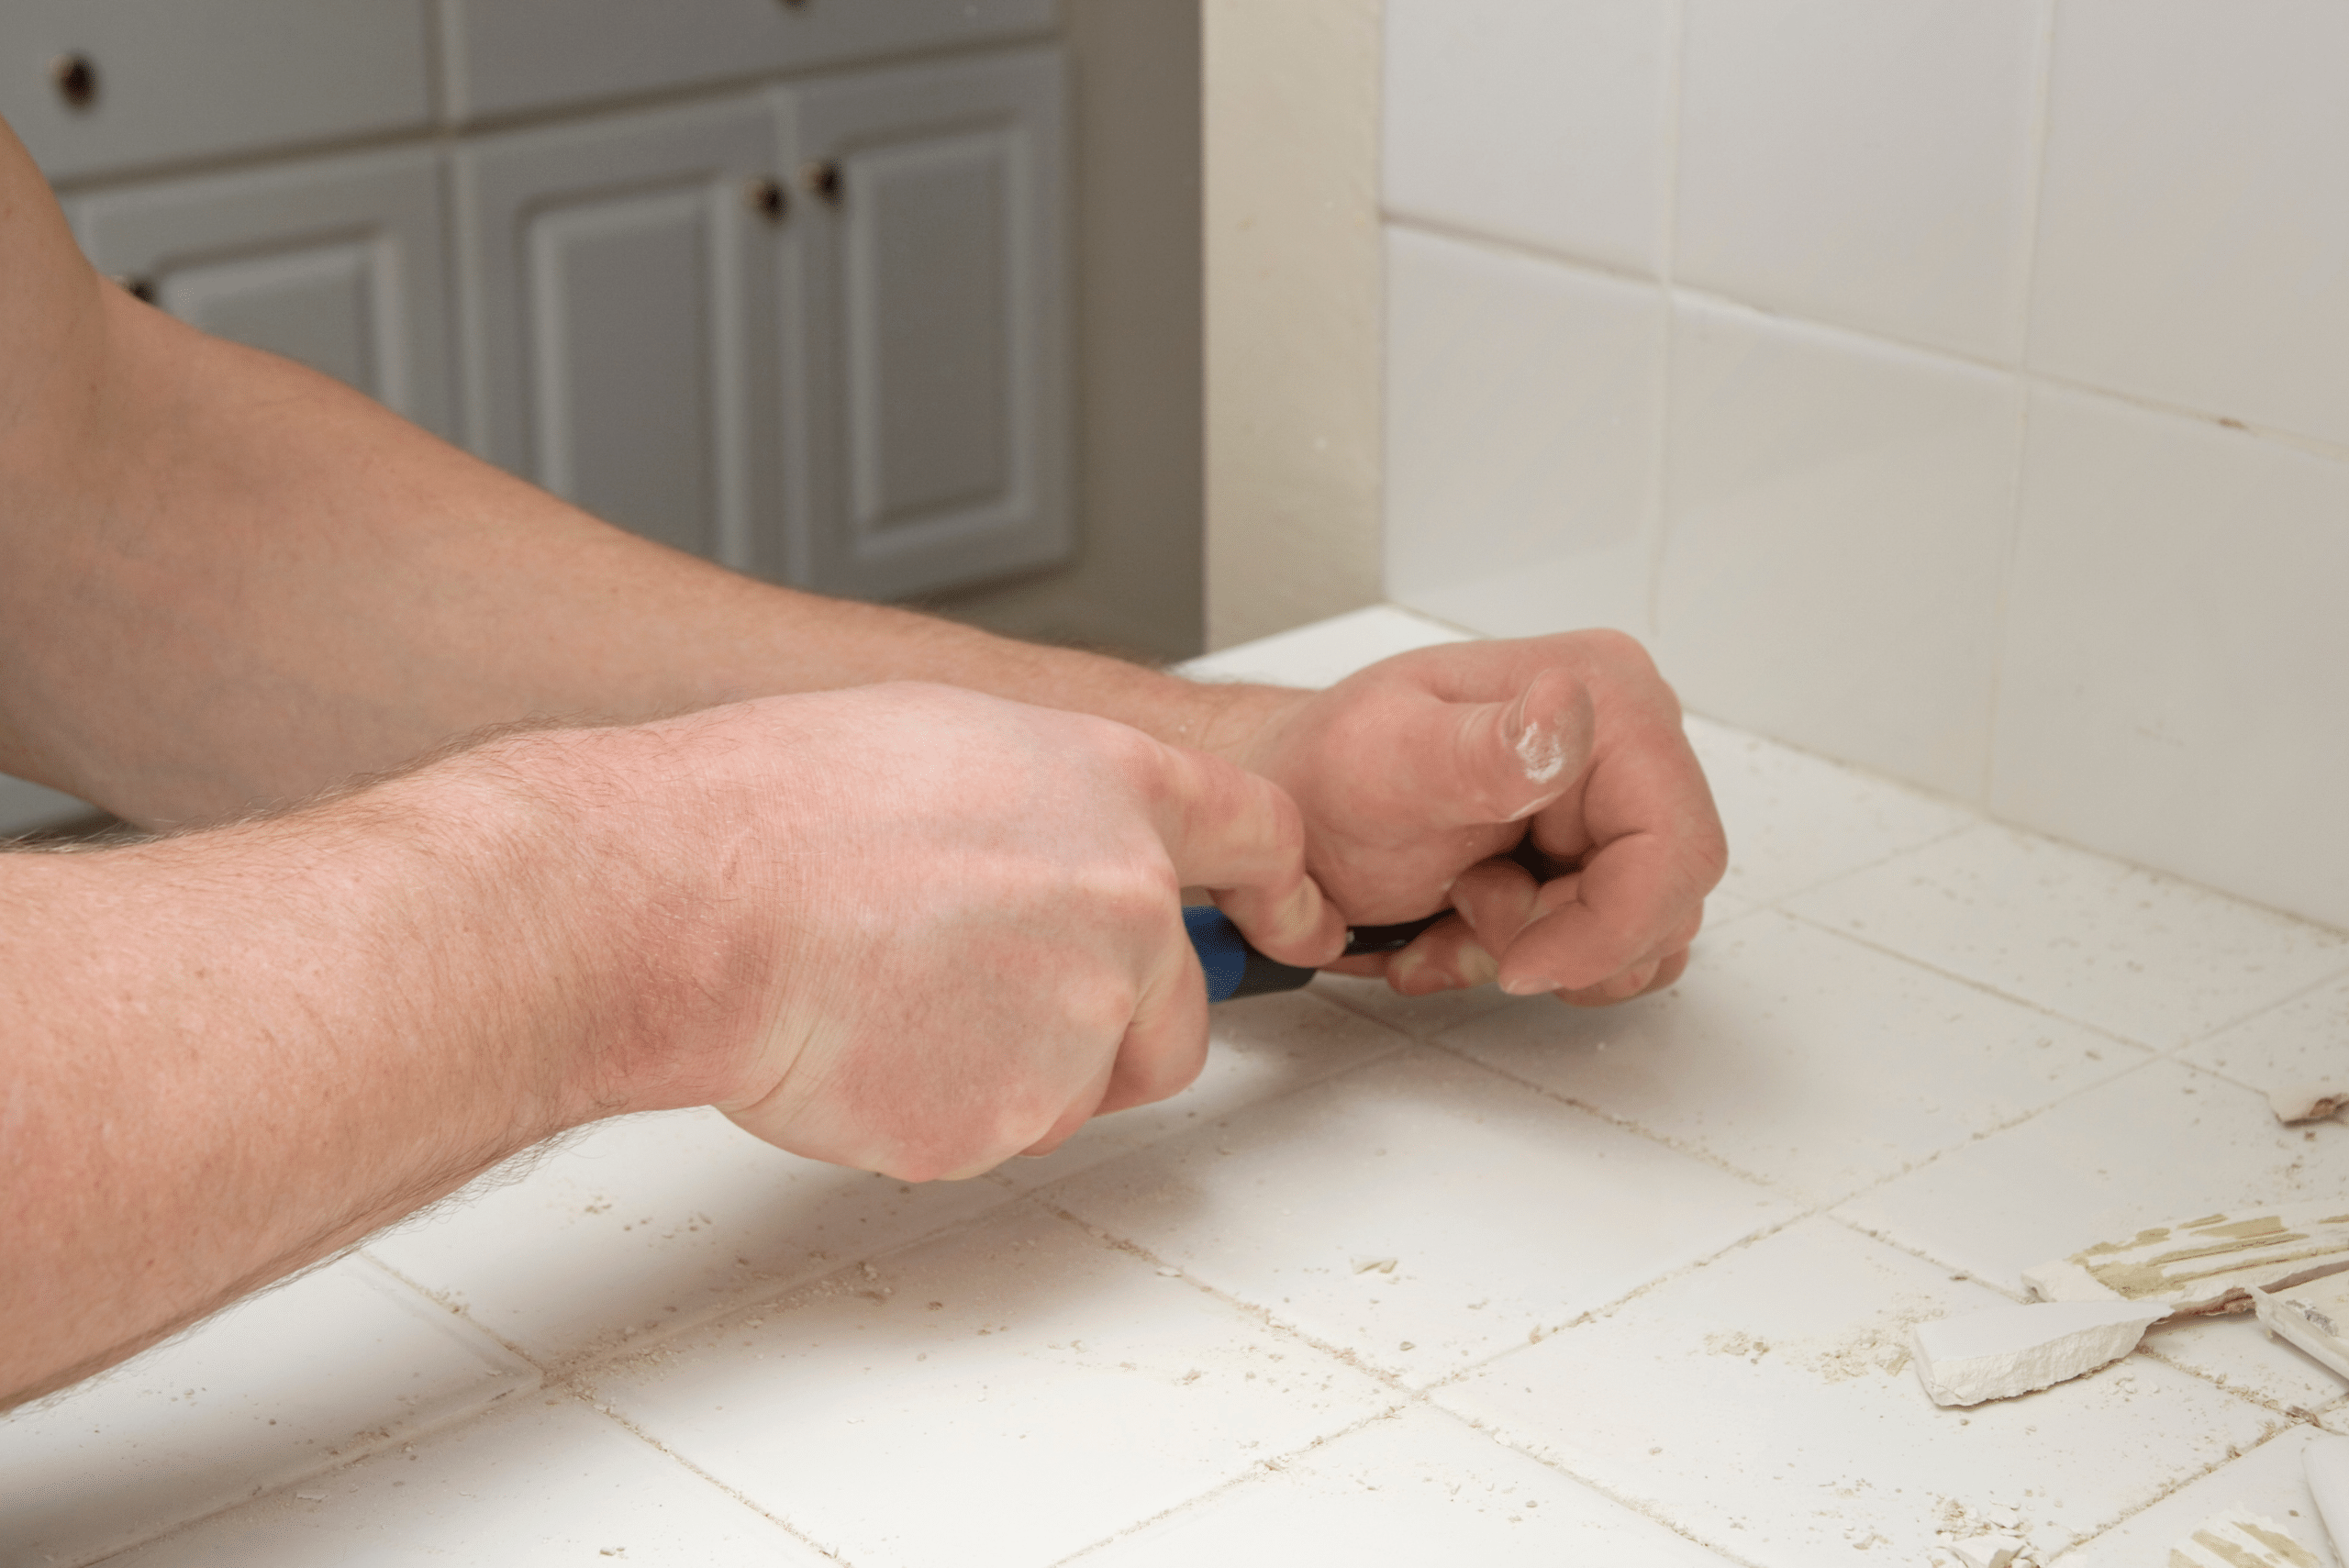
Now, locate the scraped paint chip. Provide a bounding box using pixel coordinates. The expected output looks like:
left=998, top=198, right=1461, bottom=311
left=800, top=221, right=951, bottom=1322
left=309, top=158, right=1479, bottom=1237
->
left=1909, top=1299, right=2163, bottom=1407
left=2166, top=1507, right=2318, bottom=1568
left=1951, top=1535, right=2022, bottom=1568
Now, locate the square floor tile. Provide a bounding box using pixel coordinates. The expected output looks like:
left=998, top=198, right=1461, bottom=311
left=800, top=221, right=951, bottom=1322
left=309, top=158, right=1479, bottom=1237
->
left=1835, top=1060, right=2349, bottom=1411
left=105, top=1396, right=818, bottom=1567
left=1075, top=1403, right=1732, bottom=1566
left=1047, top=1047, right=1795, bottom=1390
left=992, top=989, right=1411, bottom=1195
left=364, top=1106, right=1008, bottom=1366
left=1441, top=912, right=2145, bottom=1207
left=2049, top=1424, right=2343, bottom=1568
left=1684, top=714, right=1977, bottom=911
left=1435, top=1217, right=2281, bottom=1567
left=2182, top=971, right=2349, bottom=1115
left=0, top=1255, right=536, bottom=1567
left=587, top=1203, right=1392, bottom=1568
left=1786, top=824, right=2349, bottom=1049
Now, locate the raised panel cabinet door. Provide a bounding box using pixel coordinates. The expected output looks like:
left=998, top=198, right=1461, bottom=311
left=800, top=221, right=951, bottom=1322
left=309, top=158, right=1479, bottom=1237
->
left=454, top=99, right=788, bottom=570
left=66, top=148, right=459, bottom=440
left=785, top=46, right=1072, bottom=600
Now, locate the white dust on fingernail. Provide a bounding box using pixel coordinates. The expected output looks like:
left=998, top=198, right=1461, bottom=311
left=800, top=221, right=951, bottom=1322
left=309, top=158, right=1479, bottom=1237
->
left=1515, top=720, right=1568, bottom=785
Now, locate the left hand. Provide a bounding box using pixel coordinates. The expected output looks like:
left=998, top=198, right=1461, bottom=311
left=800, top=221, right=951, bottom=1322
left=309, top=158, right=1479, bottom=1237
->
left=1209, top=629, right=1727, bottom=1006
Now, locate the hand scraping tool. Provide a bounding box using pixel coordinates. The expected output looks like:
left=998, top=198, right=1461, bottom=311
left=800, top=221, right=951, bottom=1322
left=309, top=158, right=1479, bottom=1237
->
left=1185, top=905, right=1446, bottom=1003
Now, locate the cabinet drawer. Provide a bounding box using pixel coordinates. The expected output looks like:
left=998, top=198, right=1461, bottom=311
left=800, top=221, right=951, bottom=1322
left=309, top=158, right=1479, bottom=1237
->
left=440, top=0, right=1055, bottom=124
left=0, top=0, right=433, bottom=185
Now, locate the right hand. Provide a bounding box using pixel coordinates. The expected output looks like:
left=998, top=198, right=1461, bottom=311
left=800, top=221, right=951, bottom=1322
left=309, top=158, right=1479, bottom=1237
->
left=626, top=684, right=1343, bottom=1180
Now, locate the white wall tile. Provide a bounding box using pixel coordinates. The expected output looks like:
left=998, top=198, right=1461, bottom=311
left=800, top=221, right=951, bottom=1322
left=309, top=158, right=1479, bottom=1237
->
left=1675, top=0, right=2046, bottom=361
left=1992, top=389, right=2349, bottom=929
left=2051, top=1424, right=2343, bottom=1568
left=0, top=1256, right=536, bottom=1567
left=1656, top=301, right=2022, bottom=797
left=106, top=1397, right=821, bottom=1568
left=1434, top=1217, right=2281, bottom=1566
left=1384, top=0, right=1672, bottom=276
left=1786, top=824, right=2349, bottom=1051
left=2028, top=0, right=2349, bottom=447
left=1385, top=227, right=1664, bottom=640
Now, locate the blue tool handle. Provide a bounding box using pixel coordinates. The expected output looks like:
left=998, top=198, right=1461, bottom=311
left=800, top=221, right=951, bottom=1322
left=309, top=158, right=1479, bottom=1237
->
left=1184, top=906, right=1452, bottom=1003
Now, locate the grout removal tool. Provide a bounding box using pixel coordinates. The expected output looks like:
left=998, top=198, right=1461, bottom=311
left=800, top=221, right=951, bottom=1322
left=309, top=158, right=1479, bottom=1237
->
left=1185, top=905, right=1447, bottom=1003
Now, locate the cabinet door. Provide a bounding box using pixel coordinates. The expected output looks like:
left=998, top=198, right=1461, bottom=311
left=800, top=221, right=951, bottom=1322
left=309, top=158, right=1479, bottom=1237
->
left=785, top=47, right=1071, bottom=599
left=66, top=148, right=459, bottom=439
left=454, top=99, right=788, bottom=570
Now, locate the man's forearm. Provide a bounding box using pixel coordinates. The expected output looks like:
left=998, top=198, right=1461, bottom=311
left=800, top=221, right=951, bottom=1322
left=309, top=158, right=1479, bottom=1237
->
left=0, top=726, right=729, bottom=1409
left=0, top=109, right=1261, bottom=826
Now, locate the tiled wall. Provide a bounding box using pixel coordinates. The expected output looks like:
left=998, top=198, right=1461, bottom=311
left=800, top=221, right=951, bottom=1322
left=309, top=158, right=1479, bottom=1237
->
left=1382, top=0, right=2349, bottom=929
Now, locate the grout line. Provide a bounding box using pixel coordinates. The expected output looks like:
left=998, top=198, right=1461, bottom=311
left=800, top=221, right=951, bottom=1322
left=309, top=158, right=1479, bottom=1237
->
left=1976, top=0, right=2065, bottom=809
left=1774, top=904, right=2165, bottom=1054
left=1375, top=211, right=2349, bottom=468
left=1647, top=0, right=1689, bottom=642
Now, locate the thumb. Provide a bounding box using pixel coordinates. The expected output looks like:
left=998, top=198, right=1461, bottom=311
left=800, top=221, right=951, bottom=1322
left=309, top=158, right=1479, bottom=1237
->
left=1425, top=666, right=1596, bottom=828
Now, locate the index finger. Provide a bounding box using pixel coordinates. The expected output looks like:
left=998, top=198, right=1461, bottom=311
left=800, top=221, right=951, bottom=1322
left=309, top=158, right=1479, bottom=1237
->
left=1137, top=740, right=1346, bottom=969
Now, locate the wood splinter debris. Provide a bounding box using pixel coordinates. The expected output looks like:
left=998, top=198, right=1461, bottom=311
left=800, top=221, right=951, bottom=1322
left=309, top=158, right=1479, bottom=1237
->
left=1910, top=1300, right=2163, bottom=1407
left=2022, top=1206, right=2349, bottom=1318
left=2165, top=1507, right=2318, bottom=1567
left=2269, top=1084, right=2349, bottom=1125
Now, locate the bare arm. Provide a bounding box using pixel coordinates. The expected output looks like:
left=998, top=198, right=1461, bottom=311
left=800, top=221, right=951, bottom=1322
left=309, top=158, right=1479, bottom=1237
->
left=1, top=687, right=1340, bottom=1410
left=0, top=119, right=1237, bottom=828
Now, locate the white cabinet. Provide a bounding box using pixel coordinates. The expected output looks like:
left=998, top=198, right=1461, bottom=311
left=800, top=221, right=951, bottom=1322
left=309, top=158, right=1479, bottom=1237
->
left=454, top=100, right=790, bottom=570
left=66, top=148, right=460, bottom=440
left=788, top=48, right=1070, bottom=599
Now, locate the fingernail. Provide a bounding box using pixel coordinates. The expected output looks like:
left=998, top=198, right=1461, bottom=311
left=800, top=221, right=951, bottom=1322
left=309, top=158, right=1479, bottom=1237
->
left=1459, top=941, right=1499, bottom=989
left=1277, top=879, right=1323, bottom=942
left=1500, top=973, right=1558, bottom=996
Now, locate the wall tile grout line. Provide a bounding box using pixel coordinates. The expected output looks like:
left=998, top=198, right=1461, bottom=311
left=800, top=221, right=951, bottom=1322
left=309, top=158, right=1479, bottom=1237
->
left=1376, top=210, right=2349, bottom=471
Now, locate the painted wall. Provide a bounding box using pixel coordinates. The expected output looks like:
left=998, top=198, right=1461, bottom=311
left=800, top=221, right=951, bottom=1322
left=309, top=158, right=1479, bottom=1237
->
left=1202, top=0, right=1384, bottom=651
left=1383, top=0, right=2349, bottom=929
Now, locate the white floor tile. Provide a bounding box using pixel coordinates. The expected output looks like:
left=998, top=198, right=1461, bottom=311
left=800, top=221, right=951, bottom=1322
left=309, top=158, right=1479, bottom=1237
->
left=1434, top=1217, right=2282, bottom=1567
left=2183, top=972, right=2349, bottom=1113
left=1176, top=605, right=1475, bottom=690
left=1685, top=714, right=1977, bottom=909
left=1441, top=912, right=2146, bottom=1207
left=0, top=1255, right=536, bottom=1568
left=1834, top=1060, right=2349, bottom=1411
left=991, top=990, right=1412, bottom=1195
left=363, top=1106, right=1008, bottom=1367
left=1786, top=823, right=2349, bottom=1049
left=586, top=1203, right=1393, bottom=1568
left=1047, top=1047, right=1796, bottom=1391
left=2049, top=1424, right=2343, bottom=1568
left=103, top=1396, right=817, bottom=1567
left=1074, top=1404, right=1732, bottom=1567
